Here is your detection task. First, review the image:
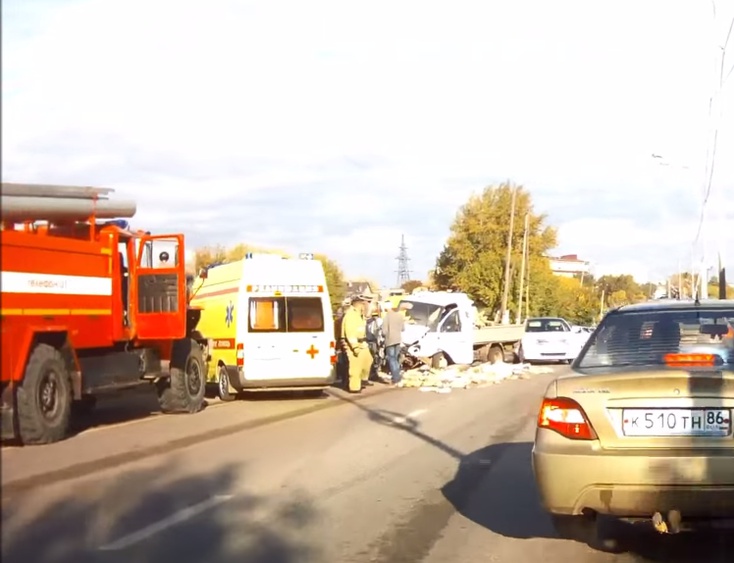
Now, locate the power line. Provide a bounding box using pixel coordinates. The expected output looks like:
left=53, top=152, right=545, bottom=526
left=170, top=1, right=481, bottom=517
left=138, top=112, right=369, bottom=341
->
left=693, top=5, right=733, bottom=246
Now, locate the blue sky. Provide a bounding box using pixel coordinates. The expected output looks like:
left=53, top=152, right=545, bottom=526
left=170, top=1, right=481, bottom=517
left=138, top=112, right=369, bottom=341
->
left=3, top=0, right=733, bottom=287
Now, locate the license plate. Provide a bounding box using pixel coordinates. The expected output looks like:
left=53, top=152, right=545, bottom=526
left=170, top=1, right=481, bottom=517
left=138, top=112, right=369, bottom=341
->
left=622, top=409, right=731, bottom=437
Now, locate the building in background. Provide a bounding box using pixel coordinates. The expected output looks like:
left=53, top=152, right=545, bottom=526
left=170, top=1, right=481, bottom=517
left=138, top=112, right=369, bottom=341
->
left=344, top=280, right=377, bottom=298
left=548, top=254, right=591, bottom=278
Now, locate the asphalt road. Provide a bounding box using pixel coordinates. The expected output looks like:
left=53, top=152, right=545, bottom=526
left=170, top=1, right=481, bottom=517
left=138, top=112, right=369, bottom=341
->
left=2, top=366, right=732, bottom=563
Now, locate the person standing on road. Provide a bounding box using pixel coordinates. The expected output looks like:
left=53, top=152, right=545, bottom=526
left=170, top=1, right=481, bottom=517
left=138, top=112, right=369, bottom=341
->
left=366, top=304, right=384, bottom=383
left=341, top=295, right=372, bottom=393
left=333, top=306, right=347, bottom=385
left=382, top=303, right=405, bottom=386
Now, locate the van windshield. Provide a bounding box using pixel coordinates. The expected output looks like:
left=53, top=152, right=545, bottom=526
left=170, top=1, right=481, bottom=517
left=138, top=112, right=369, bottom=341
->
left=576, top=307, right=734, bottom=370
left=398, top=300, right=445, bottom=331
left=248, top=296, right=324, bottom=333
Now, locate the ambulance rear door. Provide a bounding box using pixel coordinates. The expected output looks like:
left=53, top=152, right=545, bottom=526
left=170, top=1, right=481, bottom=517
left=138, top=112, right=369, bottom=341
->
left=241, top=287, right=287, bottom=380
left=282, top=287, right=332, bottom=379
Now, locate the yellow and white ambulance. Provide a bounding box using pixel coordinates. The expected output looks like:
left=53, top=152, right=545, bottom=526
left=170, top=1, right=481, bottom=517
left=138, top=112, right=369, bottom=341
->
left=190, top=253, right=336, bottom=400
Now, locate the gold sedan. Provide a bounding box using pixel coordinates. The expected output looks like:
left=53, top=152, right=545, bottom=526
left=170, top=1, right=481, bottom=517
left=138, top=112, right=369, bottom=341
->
left=532, top=299, right=734, bottom=547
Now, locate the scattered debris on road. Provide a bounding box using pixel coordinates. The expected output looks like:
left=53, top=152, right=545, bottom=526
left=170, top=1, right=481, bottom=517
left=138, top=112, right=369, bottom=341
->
left=384, top=362, right=555, bottom=393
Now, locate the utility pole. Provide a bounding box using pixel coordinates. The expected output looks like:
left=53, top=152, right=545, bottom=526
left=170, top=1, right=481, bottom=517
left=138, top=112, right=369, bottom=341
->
left=701, top=2, right=734, bottom=300
left=525, top=250, right=530, bottom=320
left=719, top=255, right=727, bottom=298
left=516, top=213, right=529, bottom=324
left=500, top=185, right=518, bottom=325
left=599, top=288, right=606, bottom=321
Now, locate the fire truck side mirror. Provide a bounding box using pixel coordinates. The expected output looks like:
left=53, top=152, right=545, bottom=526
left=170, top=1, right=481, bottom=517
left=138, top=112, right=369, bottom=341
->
left=198, top=268, right=208, bottom=280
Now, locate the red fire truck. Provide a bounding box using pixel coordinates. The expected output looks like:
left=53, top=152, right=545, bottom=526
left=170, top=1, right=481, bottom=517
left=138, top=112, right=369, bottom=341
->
left=1, top=183, right=210, bottom=445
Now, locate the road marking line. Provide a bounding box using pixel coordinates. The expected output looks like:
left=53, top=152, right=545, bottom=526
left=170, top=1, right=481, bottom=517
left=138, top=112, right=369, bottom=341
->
left=98, top=494, right=233, bottom=551
left=390, top=408, right=428, bottom=425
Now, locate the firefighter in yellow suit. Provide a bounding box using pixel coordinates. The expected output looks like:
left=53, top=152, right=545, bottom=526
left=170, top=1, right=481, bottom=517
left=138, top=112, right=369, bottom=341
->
left=341, top=294, right=372, bottom=393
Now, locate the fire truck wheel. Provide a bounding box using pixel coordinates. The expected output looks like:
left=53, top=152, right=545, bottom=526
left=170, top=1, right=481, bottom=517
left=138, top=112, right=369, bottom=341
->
left=217, top=367, right=236, bottom=402
left=157, top=339, right=206, bottom=414
left=17, top=344, right=73, bottom=444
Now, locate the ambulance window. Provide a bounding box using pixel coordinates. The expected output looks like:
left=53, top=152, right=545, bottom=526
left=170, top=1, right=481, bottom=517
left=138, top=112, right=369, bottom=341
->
left=248, top=297, right=286, bottom=332
left=287, top=297, right=324, bottom=332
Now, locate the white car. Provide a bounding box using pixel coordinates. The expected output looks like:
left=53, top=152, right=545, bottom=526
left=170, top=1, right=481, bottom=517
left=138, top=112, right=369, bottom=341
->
left=521, top=317, right=589, bottom=363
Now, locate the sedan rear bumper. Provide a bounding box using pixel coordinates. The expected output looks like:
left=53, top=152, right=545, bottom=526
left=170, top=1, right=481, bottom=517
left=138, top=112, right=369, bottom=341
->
left=533, top=437, right=734, bottom=518
left=523, top=351, right=576, bottom=362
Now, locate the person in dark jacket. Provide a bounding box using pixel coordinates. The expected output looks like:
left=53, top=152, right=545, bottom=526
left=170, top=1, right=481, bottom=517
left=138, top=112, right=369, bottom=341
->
left=365, top=304, right=384, bottom=383
left=382, top=303, right=405, bottom=385
left=333, top=305, right=349, bottom=385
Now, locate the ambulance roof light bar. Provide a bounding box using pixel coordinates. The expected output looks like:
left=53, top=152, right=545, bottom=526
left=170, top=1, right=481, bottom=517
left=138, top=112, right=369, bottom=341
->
left=299, top=253, right=314, bottom=260
left=244, top=252, right=286, bottom=259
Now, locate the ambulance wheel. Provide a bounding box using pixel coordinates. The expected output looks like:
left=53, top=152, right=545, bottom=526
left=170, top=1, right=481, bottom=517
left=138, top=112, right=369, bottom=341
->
left=431, top=352, right=445, bottom=369
left=17, top=343, right=73, bottom=445
left=217, top=367, right=236, bottom=402
left=158, top=339, right=206, bottom=414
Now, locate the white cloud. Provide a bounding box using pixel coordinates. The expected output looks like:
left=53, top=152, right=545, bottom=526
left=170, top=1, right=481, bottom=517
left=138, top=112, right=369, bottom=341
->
left=2, top=0, right=733, bottom=287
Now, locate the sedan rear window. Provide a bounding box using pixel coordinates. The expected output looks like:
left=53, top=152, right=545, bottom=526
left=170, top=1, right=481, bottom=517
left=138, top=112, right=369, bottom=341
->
left=526, top=318, right=569, bottom=333
left=576, top=307, right=734, bottom=369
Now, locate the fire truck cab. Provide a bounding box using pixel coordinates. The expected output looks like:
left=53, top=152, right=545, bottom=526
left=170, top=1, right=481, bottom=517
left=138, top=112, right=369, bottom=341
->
left=0, top=183, right=210, bottom=445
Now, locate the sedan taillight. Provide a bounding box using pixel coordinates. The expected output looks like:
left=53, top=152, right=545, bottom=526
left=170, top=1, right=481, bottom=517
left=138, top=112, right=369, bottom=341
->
left=537, top=397, right=598, bottom=440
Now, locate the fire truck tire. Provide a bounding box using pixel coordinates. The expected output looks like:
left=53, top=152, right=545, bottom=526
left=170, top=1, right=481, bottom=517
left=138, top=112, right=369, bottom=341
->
left=17, top=344, right=73, bottom=445
left=157, top=339, right=206, bottom=414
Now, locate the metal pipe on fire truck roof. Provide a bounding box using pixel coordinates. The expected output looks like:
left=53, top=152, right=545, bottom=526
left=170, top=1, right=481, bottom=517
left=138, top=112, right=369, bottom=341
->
left=1, top=182, right=137, bottom=222
left=1, top=183, right=115, bottom=199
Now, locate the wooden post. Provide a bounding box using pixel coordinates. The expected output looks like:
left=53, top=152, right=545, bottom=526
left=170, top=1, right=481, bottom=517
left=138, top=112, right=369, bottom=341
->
left=599, top=288, right=606, bottom=321
left=500, top=185, right=517, bottom=324
left=525, top=241, right=530, bottom=320
left=516, top=213, right=529, bottom=323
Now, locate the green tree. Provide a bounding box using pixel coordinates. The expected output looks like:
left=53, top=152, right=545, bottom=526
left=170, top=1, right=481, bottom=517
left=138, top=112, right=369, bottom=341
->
left=314, top=253, right=346, bottom=313
left=522, top=256, right=566, bottom=318
left=707, top=280, right=734, bottom=299
left=596, top=274, right=645, bottom=304
left=226, top=243, right=290, bottom=260
left=194, top=245, right=229, bottom=270
left=549, top=276, right=599, bottom=325
left=401, top=279, right=424, bottom=294
left=662, top=272, right=733, bottom=299
left=194, top=243, right=290, bottom=269
left=607, top=289, right=630, bottom=309
left=434, top=182, right=557, bottom=317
